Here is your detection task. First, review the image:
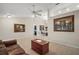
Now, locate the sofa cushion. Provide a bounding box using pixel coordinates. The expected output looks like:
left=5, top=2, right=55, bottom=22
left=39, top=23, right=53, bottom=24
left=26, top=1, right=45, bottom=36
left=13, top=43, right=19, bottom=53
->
left=0, top=39, right=27, bottom=55
left=0, top=44, right=5, bottom=48
left=6, top=44, right=20, bottom=51
left=0, top=47, right=8, bottom=55
left=0, top=44, right=8, bottom=55
left=0, top=40, right=3, bottom=44
left=3, top=40, right=17, bottom=47
left=0, top=40, right=8, bottom=55
left=8, top=47, right=25, bottom=55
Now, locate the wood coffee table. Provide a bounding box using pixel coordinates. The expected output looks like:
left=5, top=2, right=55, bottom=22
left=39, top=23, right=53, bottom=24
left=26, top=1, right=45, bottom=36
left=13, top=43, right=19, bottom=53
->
left=31, top=39, right=49, bottom=55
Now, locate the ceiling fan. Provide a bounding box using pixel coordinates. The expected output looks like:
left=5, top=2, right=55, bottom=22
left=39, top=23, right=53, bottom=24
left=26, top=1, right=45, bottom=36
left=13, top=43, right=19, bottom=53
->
left=32, top=5, right=42, bottom=17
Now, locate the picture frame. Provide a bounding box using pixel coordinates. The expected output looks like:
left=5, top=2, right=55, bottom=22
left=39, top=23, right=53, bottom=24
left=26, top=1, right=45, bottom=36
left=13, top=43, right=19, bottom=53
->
left=40, top=25, right=44, bottom=31
left=34, top=25, right=37, bottom=36
left=39, top=25, right=48, bottom=36
left=14, top=24, right=25, bottom=32
left=34, top=31, right=37, bottom=36
left=34, top=25, right=37, bottom=30
left=54, top=15, right=74, bottom=32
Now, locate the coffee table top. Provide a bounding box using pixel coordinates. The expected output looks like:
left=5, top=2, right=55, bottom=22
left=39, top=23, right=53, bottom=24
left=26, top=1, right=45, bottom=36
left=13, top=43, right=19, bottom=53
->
left=32, top=39, right=49, bottom=45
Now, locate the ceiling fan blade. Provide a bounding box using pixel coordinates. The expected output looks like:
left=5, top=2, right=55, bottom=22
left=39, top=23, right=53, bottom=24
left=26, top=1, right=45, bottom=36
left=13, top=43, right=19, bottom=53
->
left=56, top=3, right=60, bottom=5
left=36, top=12, right=41, bottom=16
left=32, top=11, right=41, bottom=16
left=31, top=4, right=42, bottom=17
left=36, top=10, right=42, bottom=12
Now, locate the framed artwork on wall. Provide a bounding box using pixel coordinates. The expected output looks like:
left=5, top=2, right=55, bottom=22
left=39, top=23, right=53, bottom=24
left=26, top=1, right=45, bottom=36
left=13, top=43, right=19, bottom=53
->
left=34, top=25, right=37, bottom=30
left=40, top=25, right=44, bottom=31
left=39, top=25, right=48, bottom=36
left=54, top=15, right=74, bottom=32
left=34, top=31, right=37, bottom=36
left=14, top=24, right=25, bottom=32
left=34, top=25, right=37, bottom=36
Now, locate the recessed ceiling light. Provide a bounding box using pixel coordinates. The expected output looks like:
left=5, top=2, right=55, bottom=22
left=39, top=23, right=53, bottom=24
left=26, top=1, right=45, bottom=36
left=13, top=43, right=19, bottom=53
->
left=3, top=13, right=13, bottom=18
left=7, top=15, right=12, bottom=18
left=7, top=13, right=12, bottom=18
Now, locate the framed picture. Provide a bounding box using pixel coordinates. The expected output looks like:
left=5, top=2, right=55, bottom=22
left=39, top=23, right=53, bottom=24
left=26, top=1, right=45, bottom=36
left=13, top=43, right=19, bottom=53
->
left=34, top=31, right=37, bottom=36
left=34, top=25, right=37, bottom=30
left=54, top=15, right=74, bottom=32
left=39, top=25, right=48, bottom=36
left=40, top=25, right=44, bottom=31
left=45, top=27, right=48, bottom=31
left=34, top=25, right=37, bottom=36
left=14, top=24, right=25, bottom=32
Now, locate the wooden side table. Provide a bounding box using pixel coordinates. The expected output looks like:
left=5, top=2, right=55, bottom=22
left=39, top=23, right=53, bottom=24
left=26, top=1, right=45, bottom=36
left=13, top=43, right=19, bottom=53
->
left=31, top=39, right=49, bottom=55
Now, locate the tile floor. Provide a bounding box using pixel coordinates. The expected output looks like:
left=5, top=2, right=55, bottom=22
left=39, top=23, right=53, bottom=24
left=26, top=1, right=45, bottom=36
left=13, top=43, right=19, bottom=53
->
left=17, top=38, right=79, bottom=55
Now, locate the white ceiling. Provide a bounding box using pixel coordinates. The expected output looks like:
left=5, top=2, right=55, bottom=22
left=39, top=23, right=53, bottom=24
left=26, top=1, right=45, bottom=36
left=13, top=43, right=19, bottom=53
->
left=0, top=3, right=79, bottom=19
left=0, top=3, right=57, bottom=17
left=50, top=3, right=79, bottom=17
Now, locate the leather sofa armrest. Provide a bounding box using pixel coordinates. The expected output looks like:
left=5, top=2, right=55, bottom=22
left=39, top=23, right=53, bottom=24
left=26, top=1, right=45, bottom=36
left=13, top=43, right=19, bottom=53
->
left=3, top=40, right=17, bottom=47
left=0, top=40, right=3, bottom=44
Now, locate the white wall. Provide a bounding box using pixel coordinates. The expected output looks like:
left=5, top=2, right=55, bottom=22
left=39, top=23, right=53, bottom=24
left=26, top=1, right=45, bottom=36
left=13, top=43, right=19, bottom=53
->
left=0, top=10, right=79, bottom=48
left=48, top=10, right=79, bottom=48
left=0, top=17, right=44, bottom=40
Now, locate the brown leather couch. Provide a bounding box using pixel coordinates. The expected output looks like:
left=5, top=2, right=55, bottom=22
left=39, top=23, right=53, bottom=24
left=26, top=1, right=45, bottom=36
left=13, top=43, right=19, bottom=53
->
left=0, top=40, right=28, bottom=55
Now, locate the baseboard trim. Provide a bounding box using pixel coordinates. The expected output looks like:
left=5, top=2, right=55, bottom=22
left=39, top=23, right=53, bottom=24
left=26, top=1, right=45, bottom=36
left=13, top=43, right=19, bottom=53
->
left=48, top=40, right=79, bottom=49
